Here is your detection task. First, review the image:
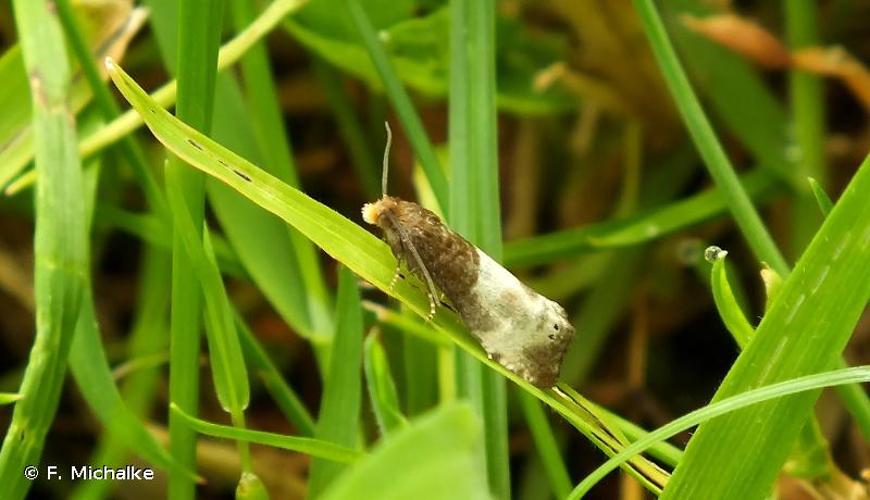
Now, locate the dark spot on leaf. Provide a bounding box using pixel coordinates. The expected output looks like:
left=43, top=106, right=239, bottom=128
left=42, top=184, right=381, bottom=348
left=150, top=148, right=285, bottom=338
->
left=187, top=139, right=203, bottom=151
left=233, top=169, right=252, bottom=182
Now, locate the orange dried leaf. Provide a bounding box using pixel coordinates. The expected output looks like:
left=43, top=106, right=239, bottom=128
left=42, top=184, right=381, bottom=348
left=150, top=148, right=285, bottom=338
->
left=681, top=14, right=791, bottom=69
left=793, top=47, right=870, bottom=111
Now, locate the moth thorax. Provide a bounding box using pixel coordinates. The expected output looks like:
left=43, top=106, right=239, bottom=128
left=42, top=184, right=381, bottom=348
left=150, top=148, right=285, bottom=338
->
left=362, top=197, right=398, bottom=226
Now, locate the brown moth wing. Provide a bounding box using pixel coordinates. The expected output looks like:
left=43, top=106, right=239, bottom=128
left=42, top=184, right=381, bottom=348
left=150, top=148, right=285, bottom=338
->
left=374, top=198, right=497, bottom=331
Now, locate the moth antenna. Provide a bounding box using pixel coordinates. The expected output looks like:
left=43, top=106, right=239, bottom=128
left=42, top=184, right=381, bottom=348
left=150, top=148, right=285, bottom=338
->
left=382, top=122, right=393, bottom=197
left=383, top=211, right=440, bottom=320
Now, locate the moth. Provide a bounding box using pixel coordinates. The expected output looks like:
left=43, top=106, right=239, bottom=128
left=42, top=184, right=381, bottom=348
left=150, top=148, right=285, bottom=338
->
left=362, top=124, right=575, bottom=388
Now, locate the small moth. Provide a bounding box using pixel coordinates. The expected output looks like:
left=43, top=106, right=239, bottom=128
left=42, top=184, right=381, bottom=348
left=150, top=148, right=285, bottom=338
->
left=362, top=124, right=575, bottom=388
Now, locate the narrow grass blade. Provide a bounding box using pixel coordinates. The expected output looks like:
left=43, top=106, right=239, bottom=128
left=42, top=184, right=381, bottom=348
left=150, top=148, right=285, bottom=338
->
left=308, top=267, right=364, bottom=498
left=634, top=0, right=789, bottom=275
left=661, top=0, right=794, bottom=188
left=227, top=0, right=334, bottom=340
left=786, top=0, right=827, bottom=255
left=504, top=169, right=777, bottom=267
left=364, top=333, right=408, bottom=435
left=236, top=315, right=316, bottom=437
left=518, top=392, right=572, bottom=499
left=69, top=292, right=191, bottom=477
left=314, top=60, right=380, bottom=198
left=570, top=367, right=870, bottom=498
left=170, top=404, right=361, bottom=464
left=0, top=393, right=21, bottom=405
left=707, top=248, right=753, bottom=347
left=106, top=62, right=683, bottom=494
left=71, top=247, right=173, bottom=500
left=660, top=150, right=870, bottom=498
left=343, top=0, right=449, bottom=213
left=320, top=404, right=489, bottom=500
left=0, top=2, right=88, bottom=497
left=4, top=0, right=310, bottom=196
left=448, top=0, right=509, bottom=495
left=808, top=177, right=834, bottom=217
left=158, top=0, right=231, bottom=496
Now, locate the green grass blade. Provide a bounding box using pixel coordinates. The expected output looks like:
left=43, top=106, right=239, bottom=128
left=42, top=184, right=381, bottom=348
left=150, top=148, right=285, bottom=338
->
left=237, top=315, right=317, bottom=437
left=106, top=62, right=679, bottom=493
left=308, top=267, right=364, bottom=498
left=3, top=0, right=309, bottom=196
left=364, top=333, right=408, bottom=435
left=160, top=0, right=229, bottom=495
left=314, top=60, right=380, bottom=199
left=55, top=0, right=166, bottom=214
left=503, top=169, right=777, bottom=267
left=660, top=150, right=870, bottom=497
left=0, top=393, right=21, bottom=405
left=343, top=0, right=449, bottom=212
left=661, top=0, right=793, bottom=186
left=229, top=0, right=334, bottom=341
left=170, top=403, right=362, bottom=464
left=448, top=0, right=509, bottom=496
left=808, top=177, right=834, bottom=217
left=71, top=247, right=173, bottom=500
left=633, top=0, right=789, bottom=275
left=570, top=366, right=870, bottom=498
left=320, top=404, right=489, bottom=500
left=786, top=0, right=826, bottom=255
left=69, top=292, right=191, bottom=477
left=518, top=392, right=572, bottom=499
left=0, top=1, right=88, bottom=497
left=707, top=248, right=753, bottom=347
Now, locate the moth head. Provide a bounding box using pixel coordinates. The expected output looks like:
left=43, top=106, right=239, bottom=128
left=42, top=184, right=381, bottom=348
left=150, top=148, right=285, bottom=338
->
left=362, top=197, right=399, bottom=227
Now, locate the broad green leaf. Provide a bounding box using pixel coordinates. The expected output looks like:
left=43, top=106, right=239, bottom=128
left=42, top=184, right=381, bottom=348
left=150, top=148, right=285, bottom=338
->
left=170, top=404, right=362, bottom=464
left=320, top=403, right=489, bottom=500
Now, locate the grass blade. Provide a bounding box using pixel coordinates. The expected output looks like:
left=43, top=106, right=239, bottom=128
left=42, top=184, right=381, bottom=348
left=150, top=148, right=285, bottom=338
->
left=158, top=0, right=231, bottom=496
left=237, top=315, right=317, bottom=437
left=633, top=0, right=789, bottom=275
left=0, top=1, right=88, bottom=497
left=0, top=394, right=21, bottom=405
left=707, top=248, right=754, bottom=347
left=343, top=0, right=449, bottom=212
left=518, top=392, right=572, bottom=499
left=364, top=333, right=408, bottom=435
left=170, top=404, right=361, bottom=464
left=308, top=267, right=364, bottom=498
left=571, top=366, right=870, bottom=498
left=503, top=169, right=777, bottom=267
left=448, top=0, right=510, bottom=496
left=660, top=150, right=870, bottom=497
left=808, top=177, right=834, bottom=217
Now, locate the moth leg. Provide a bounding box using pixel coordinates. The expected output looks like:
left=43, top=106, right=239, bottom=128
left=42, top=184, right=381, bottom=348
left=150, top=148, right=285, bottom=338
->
left=388, top=259, right=402, bottom=291
left=385, top=212, right=440, bottom=322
